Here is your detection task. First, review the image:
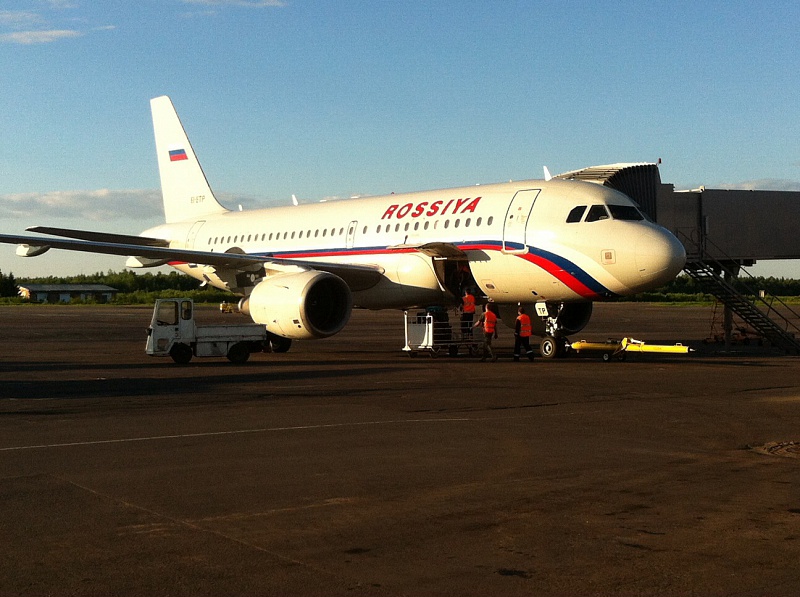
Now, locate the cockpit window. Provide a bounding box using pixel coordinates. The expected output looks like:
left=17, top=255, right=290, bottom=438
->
left=566, top=206, right=586, bottom=223
left=607, top=204, right=644, bottom=221
left=585, top=205, right=610, bottom=222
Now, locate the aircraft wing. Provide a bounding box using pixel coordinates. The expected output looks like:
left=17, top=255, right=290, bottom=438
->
left=26, top=226, right=171, bottom=247
left=388, top=241, right=467, bottom=259
left=0, top=233, right=384, bottom=291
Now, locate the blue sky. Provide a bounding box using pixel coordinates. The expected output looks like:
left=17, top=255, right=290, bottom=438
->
left=1, top=0, right=799, bottom=278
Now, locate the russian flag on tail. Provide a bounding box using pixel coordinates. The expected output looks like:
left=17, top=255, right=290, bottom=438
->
left=169, top=148, right=188, bottom=162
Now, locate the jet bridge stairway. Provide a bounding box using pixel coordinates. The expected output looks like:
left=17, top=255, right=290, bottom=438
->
left=682, top=260, right=800, bottom=354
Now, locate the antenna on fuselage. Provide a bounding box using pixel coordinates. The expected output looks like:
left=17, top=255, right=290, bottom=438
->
left=292, top=194, right=299, bottom=206
left=543, top=166, right=553, bottom=181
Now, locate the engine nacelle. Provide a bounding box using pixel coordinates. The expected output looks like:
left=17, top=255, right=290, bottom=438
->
left=238, top=270, right=352, bottom=340
left=547, top=302, right=593, bottom=336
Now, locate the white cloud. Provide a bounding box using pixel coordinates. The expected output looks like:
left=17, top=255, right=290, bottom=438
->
left=0, top=4, right=114, bottom=44
left=717, top=179, right=800, bottom=192
left=0, top=10, right=42, bottom=27
left=182, top=0, right=287, bottom=7
left=43, top=1, right=79, bottom=8
left=0, top=189, right=163, bottom=221
left=0, top=28, right=82, bottom=43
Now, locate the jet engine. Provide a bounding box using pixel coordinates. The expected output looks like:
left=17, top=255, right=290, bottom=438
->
left=238, top=270, right=352, bottom=340
left=500, top=301, right=593, bottom=337
left=542, top=302, right=593, bottom=336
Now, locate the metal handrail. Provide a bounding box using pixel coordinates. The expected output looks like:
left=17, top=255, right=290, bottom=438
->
left=677, top=230, right=800, bottom=337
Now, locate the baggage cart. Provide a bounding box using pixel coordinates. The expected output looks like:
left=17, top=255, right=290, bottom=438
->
left=402, top=310, right=480, bottom=357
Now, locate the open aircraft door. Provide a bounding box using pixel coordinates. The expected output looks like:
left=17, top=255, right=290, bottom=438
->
left=503, top=189, right=540, bottom=254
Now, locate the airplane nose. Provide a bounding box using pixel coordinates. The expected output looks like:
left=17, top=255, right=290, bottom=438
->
left=635, top=229, right=686, bottom=286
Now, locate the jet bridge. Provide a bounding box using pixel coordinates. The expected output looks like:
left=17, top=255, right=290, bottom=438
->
left=558, top=163, right=800, bottom=352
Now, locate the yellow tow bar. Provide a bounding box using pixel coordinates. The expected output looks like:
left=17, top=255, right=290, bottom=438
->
left=569, top=337, right=693, bottom=361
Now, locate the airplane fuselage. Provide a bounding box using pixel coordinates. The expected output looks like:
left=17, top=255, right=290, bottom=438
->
left=143, top=177, right=685, bottom=310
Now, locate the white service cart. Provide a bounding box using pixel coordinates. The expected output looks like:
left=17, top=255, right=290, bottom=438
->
left=402, top=309, right=480, bottom=357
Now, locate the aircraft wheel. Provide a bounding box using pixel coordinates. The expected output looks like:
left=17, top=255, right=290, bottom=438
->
left=227, top=342, right=250, bottom=364
left=169, top=343, right=193, bottom=364
left=540, top=336, right=562, bottom=359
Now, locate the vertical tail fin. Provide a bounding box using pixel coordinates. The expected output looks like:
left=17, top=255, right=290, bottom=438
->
left=150, top=96, right=229, bottom=224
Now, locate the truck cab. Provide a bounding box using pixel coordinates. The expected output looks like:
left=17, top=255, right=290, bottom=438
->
left=146, top=298, right=270, bottom=364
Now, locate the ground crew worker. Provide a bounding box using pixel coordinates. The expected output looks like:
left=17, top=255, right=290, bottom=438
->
left=474, top=302, right=499, bottom=362
left=513, top=305, right=536, bottom=362
left=461, top=288, right=476, bottom=339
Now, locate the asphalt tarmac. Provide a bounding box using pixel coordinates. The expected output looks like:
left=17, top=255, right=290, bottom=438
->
left=1, top=303, right=799, bottom=596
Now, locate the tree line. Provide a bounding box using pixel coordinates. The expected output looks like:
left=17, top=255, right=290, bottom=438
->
left=2, top=269, right=800, bottom=302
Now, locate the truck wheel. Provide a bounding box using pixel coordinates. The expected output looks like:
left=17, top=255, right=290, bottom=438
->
left=169, top=343, right=193, bottom=364
left=227, top=342, right=250, bottom=364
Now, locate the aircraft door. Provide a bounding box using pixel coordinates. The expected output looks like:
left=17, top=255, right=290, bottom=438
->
left=503, top=189, right=540, bottom=254
left=346, top=220, right=358, bottom=249
left=186, top=220, right=206, bottom=249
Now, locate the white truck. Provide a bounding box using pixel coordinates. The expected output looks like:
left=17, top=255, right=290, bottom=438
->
left=146, top=298, right=272, bottom=364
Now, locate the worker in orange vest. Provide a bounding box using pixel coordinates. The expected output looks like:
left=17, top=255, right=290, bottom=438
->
left=460, top=288, right=476, bottom=339
left=513, top=305, right=536, bottom=362
left=474, top=301, right=499, bottom=362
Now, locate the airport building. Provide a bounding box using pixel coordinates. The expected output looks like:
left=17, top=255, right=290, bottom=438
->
left=18, top=284, right=119, bottom=304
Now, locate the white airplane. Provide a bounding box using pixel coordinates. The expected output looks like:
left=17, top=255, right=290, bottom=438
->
left=0, top=96, right=686, bottom=357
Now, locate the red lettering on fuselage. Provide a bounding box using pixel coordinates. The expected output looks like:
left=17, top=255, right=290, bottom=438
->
left=381, top=196, right=482, bottom=220
left=427, top=200, right=443, bottom=216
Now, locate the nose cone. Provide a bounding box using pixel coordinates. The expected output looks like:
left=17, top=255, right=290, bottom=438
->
left=635, top=228, right=686, bottom=288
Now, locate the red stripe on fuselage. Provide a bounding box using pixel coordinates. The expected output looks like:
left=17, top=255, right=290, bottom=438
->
left=518, top=253, right=601, bottom=299
left=170, top=244, right=603, bottom=299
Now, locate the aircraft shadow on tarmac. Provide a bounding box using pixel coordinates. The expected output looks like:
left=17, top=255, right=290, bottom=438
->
left=1, top=366, right=398, bottom=402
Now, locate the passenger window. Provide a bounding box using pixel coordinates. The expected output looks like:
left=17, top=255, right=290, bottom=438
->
left=607, top=204, right=644, bottom=221
left=585, top=205, right=610, bottom=222
left=566, top=206, right=587, bottom=223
